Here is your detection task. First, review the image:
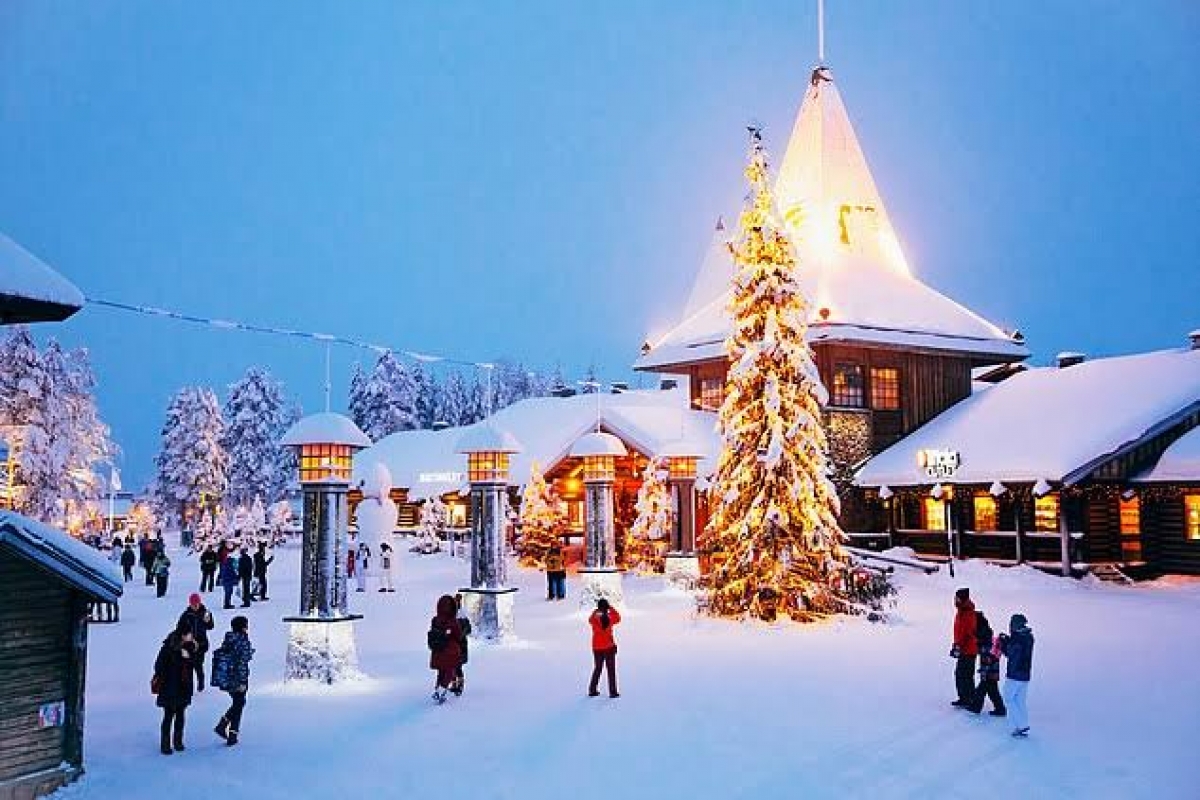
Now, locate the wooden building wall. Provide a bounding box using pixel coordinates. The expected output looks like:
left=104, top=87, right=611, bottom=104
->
left=1143, top=490, right=1200, bottom=575
left=0, top=548, right=86, bottom=789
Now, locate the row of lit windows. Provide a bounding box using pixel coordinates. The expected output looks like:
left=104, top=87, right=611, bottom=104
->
left=298, top=444, right=353, bottom=482
left=920, top=493, right=1200, bottom=540
left=831, top=364, right=901, bottom=411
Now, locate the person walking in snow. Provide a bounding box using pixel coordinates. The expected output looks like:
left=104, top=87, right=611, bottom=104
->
left=109, top=540, right=123, bottom=566
left=253, top=543, right=273, bottom=601
left=969, top=610, right=1006, bottom=717
left=451, top=593, right=472, bottom=696
left=212, top=615, right=255, bottom=746
left=177, top=593, right=215, bottom=691
left=237, top=547, right=254, bottom=608
left=153, top=619, right=197, bottom=755
left=998, top=613, right=1035, bottom=737
left=355, top=542, right=371, bottom=592
left=428, top=594, right=463, bottom=704
left=219, top=552, right=240, bottom=610
left=152, top=551, right=172, bottom=598
left=545, top=543, right=567, bottom=601
left=140, top=535, right=156, bottom=585
left=199, top=545, right=218, bottom=593
left=950, top=588, right=978, bottom=708
left=379, top=542, right=396, bottom=592
left=346, top=541, right=357, bottom=580
left=120, top=544, right=136, bottom=582
left=587, top=598, right=621, bottom=698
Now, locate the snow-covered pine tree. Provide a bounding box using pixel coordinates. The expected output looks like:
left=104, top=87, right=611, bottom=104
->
left=272, top=402, right=302, bottom=501
left=700, top=129, right=893, bottom=622
left=152, top=387, right=229, bottom=531
left=351, top=351, right=420, bottom=441
left=248, top=495, right=267, bottom=543
left=413, top=364, right=438, bottom=429
left=348, top=362, right=369, bottom=434
left=467, top=374, right=490, bottom=423
left=517, top=461, right=564, bottom=567
left=435, top=371, right=472, bottom=427
left=59, top=346, right=115, bottom=513
left=268, top=500, right=293, bottom=544
left=223, top=367, right=290, bottom=507
left=624, top=458, right=671, bottom=573
left=412, top=496, right=447, bottom=554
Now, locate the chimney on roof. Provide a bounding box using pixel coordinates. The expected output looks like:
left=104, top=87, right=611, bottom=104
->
left=1055, top=351, right=1086, bottom=369
left=610, top=382, right=629, bottom=394
left=1189, top=329, right=1200, bottom=351
left=431, top=420, right=451, bottom=431
left=659, top=379, right=678, bottom=391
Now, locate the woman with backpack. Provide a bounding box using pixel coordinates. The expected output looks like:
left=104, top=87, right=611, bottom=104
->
left=451, top=593, right=472, bottom=696
left=428, top=594, right=463, bottom=704
left=153, top=620, right=197, bottom=754
left=587, top=598, right=621, bottom=698
left=212, top=616, right=255, bottom=746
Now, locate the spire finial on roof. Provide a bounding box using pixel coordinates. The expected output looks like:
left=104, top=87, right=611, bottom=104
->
left=817, top=0, right=826, bottom=64
left=715, top=216, right=725, bottom=231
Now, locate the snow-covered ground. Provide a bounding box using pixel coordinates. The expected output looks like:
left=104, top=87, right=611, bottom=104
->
left=60, top=544, right=1199, bottom=800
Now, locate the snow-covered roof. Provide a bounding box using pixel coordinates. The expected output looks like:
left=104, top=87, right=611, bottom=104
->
left=856, top=347, right=1200, bottom=487
left=569, top=431, right=628, bottom=458
left=455, top=424, right=523, bottom=454
left=636, top=67, right=1026, bottom=372
left=354, top=389, right=720, bottom=499
left=280, top=412, right=372, bottom=448
left=0, top=233, right=85, bottom=324
left=1136, top=427, right=1200, bottom=483
left=0, top=511, right=122, bottom=602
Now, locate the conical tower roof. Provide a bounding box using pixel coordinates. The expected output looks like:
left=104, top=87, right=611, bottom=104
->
left=637, top=67, right=1027, bottom=372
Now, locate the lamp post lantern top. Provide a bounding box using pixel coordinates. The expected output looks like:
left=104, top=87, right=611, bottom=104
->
left=281, top=412, right=371, bottom=485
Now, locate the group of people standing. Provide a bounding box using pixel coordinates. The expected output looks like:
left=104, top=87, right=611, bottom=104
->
left=152, top=593, right=255, bottom=754
left=197, top=542, right=273, bottom=609
left=109, top=535, right=173, bottom=597
left=347, top=540, right=397, bottom=593
left=950, top=587, right=1035, bottom=737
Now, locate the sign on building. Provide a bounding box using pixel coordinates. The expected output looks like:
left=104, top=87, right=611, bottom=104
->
left=918, top=449, right=961, bottom=480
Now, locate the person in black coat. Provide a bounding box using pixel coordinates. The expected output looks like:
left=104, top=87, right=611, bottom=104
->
left=199, top=546, right=218, bottom=593
left=237, top=547, right=254, bottom=608
left=177, top=593, right=215, bottom=690
left=252, top=543, right=273, bottom=601
left=120, top=544, right=136, bottom=582
left=153, top=621, right=197, bottom=754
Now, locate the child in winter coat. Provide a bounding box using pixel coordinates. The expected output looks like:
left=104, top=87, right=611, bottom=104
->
left=999, top=613, right=1035, bottom=737
left=969, top=611, right=1006, bottom=716
left=153, top=620, right=197, bottom=754
left=588, top=598, right=621, bottom=698
left=428, top=595, right=463, bottom=704
left=213, top=615, right=255, bottom=746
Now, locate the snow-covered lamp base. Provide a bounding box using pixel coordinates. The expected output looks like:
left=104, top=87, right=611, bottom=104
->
left=578, top=568, right=624, bottom=608
left=459, top=587, right=517, bottom=641
left=664, top=554, right=701, bottom=590
left=284, top=618, right=364, bottom=684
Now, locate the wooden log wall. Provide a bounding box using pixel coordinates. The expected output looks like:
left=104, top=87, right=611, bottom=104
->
left=1144, top=491, right=1200, bottom=575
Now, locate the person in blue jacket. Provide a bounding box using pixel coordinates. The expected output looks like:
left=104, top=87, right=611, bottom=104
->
left=219, top=553, right=240, bottom=610
left=213, top=615, right=255, bottom=746
left=998, top=613, right=1035, bottom=737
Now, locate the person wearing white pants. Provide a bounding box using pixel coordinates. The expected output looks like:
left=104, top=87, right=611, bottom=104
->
left=379, top=542, right=396, bottom=593
left=998, top=613, right=1035, bottom=737
left=355, top=543, right=371, bottom=593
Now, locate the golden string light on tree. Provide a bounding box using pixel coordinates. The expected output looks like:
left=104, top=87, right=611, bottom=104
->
left=699, top=127, right=894, bottom=622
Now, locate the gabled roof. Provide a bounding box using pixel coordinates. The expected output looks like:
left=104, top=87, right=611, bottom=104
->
left=355, top=389, right=720, bottom=499
left=0, top=512, right=122, bottom=602
left=1136, top=426, right=1200, bottom=483
left=636, top=67, right=1026, bottom=372
left=0, top=233, right=85, bottom=324
left=856, top=347, right=1200, bottom=487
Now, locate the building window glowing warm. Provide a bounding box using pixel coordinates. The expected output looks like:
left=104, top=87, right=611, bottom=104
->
left=467, top=452, right=510, bottom=483
left=831, top=363, right=865, bottom=408
left=668, top=457, right=698, bottom=480
left=923, top=497, right=947, bottom=532
left=582, top=455, right=616, bottom=482
left=1119, top=496, right=1141, bottom=535
left=698, top=377, right=723, bottom=412
left=869, top=367, right=901, bottom=411
left=973, top=494, right=998, bottom=532
left=1034, top=493, right=1059, bottom=532
left=299, top=444, right=353, bottom=482
left=1185, top=494, right=1200, bottom=541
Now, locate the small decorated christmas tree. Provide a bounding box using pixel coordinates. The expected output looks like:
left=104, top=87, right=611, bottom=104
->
left=412, top=496, right=447, bottom=555
left=623, top=458, right=671, bottom=574
left=517, top=461, right=564, bottom=567
left=268, top=500, right=293, bottom=544
left=700, top=128, right=894, bottom=622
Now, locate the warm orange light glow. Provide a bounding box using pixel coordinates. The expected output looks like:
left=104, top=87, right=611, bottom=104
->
left=973, top=494, right=997, bottom=532
left=1119, top=495, right=1141, bottom=536
left=668, top=456, right=699, bottom=480
left=1034, top=493, right=1059, bottom=532
left=1185, top=494, right=1200, bottom=541
left=467, top=452, right=510, bottom=483
left=299, top=443, right=353, bottom=483
left=582, top=455, right=616, bottom=482
left=923, top=497, right=947, bottom=532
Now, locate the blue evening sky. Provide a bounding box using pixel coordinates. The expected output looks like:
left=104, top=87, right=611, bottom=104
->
left=1, top=2, right=1197, bottom=487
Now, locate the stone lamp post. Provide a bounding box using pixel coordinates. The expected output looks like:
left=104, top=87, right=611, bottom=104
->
left=457, top=424, right=522, bottom=640
left=279, top=411, right=371, bottom=683
left=570, top=431, right=627, bottom=605
left=661, top=441, right=703, bottom=589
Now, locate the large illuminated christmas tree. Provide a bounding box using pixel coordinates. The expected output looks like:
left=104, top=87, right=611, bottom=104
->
left=700, top=128, right=893, bottom=622
left=517, top=461, right=564, bottom=567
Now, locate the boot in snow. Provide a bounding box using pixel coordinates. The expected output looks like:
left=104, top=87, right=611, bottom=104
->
left=227, top=730, right=239, bottom=746
left=1011, top=727, right=1030, bottom=738
left=433, top=687, right=448, bottom=705
left=214, top=716, right=230, bottom=741
left=160, top=737, right=173, bottom=756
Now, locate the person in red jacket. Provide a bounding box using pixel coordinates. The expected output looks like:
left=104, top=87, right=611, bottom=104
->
left=587, top=598, right=621, bottom=698
left=428, top=594, right=463, bottom=705
left=950, top=587, right=979, bottom=707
